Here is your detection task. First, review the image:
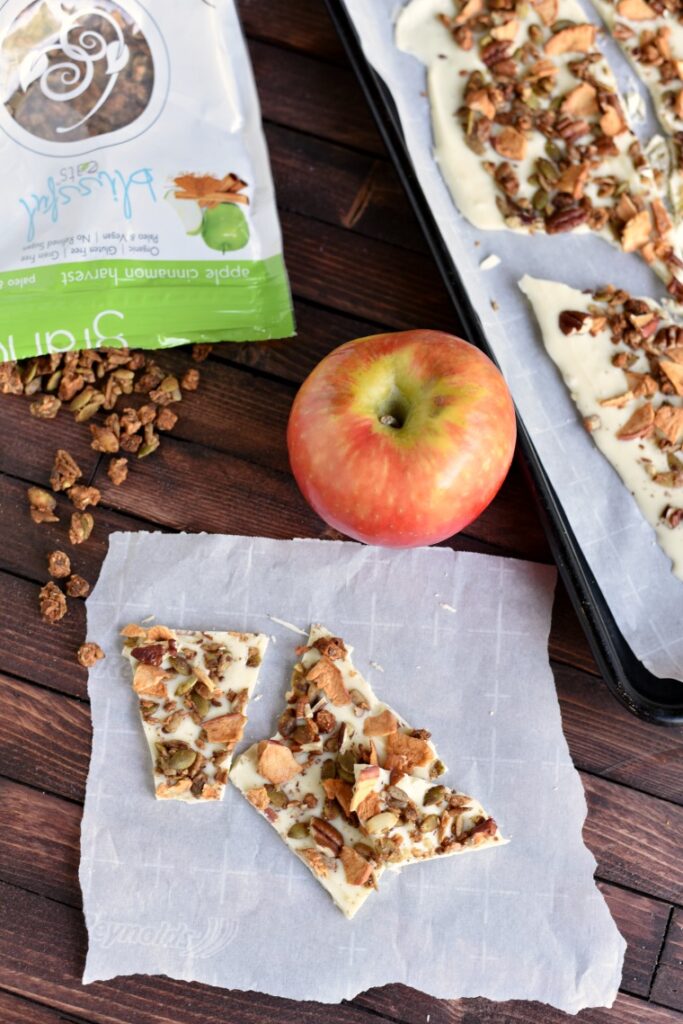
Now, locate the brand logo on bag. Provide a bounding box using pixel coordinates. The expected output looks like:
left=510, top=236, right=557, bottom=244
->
left=0, top=0, right=168, bottom=155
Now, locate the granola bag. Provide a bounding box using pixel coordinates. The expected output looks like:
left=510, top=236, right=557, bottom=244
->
left=0, top=0, right=294, bottom=361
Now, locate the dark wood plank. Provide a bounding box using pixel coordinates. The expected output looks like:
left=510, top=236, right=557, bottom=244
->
left=266, top=122, right=430, bottom=255
left=239, top=0, right=346, bottom=64
left=249, top=40, right=382, bottom=156
left=355, top=987, right=683, bottom=1024
left=281, top=210, right=456, bottom=332
left=557, top=663, right=683, bottom=805
left=0, top=675, right=90, bottom=802
left=0, top=882, right=383, bottom=1024
left=0, top=772, right=671, bottom=1001
left=0, top=394, right=100, bottom=486
left=583, top=775, right=683, bottom=902
left=0, top=779, right=81, bottom=908
left=0, top=990, right=89, bottom=1024
left=651, top=909, right=683, bottom=1012
left=0, top=573, right=87, bottom=698
left=596, top=882, right=671, bottom=998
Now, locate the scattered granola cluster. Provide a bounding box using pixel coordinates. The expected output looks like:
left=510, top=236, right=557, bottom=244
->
left=560, top=285, right=683, bottom=524
left=1, top=343, right=210, bottom=660
left=440, top=0, right=683, bottom=294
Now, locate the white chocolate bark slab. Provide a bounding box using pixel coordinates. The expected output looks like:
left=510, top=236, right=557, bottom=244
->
left=520, top=274, right=683, bottom=578
left=122, top=625, right=268, bottom=802
left=230, top=742, right=383, bottom=919
left=396, top=0, right=683, bottom=290
left=590, top=0, right=683, bottom=220
left=352, top=765, right=506, bottom=868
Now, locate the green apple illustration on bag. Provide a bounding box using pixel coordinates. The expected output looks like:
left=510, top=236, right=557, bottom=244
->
left=169, top=172, right=250, bottom=251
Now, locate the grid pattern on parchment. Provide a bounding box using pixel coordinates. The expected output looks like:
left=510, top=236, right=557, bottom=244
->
left=79, top=533, right=624, bottom=1011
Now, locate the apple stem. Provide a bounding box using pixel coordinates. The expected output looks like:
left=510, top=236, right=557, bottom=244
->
left=379, top=414, right=401, bottom=429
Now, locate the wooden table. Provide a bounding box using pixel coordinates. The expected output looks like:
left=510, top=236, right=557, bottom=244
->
left=1, top=2, right=682, bottom=1021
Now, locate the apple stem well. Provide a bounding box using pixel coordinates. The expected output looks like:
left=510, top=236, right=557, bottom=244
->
left=377, top=390, right=409, bottom=429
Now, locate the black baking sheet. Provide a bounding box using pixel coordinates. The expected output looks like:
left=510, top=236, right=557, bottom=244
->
left=324, top=0, right=683, bottom=724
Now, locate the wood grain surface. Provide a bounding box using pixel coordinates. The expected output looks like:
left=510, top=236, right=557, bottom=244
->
left=0, top=2, right=681, bottom=1022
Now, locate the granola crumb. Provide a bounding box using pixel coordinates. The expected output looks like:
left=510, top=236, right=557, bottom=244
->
left=66, top=574, right=90, bottom=598
left=28, top=486, right=59, bottom=524
left=77, top=642, right=105, bottom=667
left=69, top=511, right=94, bottom=545
left=68, top=485, right=101, bottom=510
left=181, top=368, right=200, bottom=391
left=156, top=407, right=178, bottom=431
left=39, top=581, right=67, bottom=623
left=47, top=550, right=71, bottom=578
left=107, top=457, right=129, bottom=486
left=50, top=449, right=82, bottom=492
left=30, top=395, right=61, bottom=419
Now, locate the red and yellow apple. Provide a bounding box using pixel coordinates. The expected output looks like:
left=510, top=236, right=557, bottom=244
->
left=287, top=329, right=516, bottom=547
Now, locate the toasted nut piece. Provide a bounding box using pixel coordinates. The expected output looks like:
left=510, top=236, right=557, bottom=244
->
left=156, top=778, right=192, bottom=798
left=257, top=740, right=302, bottom=784
left=621, top=209, right=652, bottom=253
left=652, top=198, right=673, bottom=237
left=617, top=0, right=655, bottom=17
left=600, top=106, right=626, bottom=137
left=385, top=731, right=433, bottom=770
left=560, top=82, right=597, bottom=117
left=340, top=845, right=373, bottom=886
left=77, top=642, right=105, bottom=667
left=306, top=656, right=350, bottom=706
left=544, top=23, right=596, bottom=55
left=202, top=712, right=246, bottom=745
left=310, top=816, right=344, bottom=854
left=39, top=581, right=67, bottom=623
left=363, top=709, right=398, bottom=737
left=492, top=126, right=527, bottom=161
left=246, top=786, right=269, bottom=811
left=491, top=18, right=518, bottom=41
left=132, top=663, right=171, bottom=697
left=617, top=402, right=655, bottom=440
left=48, top=550, right=71, bottom=578
left=120, top=623, right=147, bottom=638
left=300, top=847, right=329, bottom=877
left=466, top=88, right=496, bottom=120
left=655, top=404, right=683, bottom=442
left=454, top=0, right=482, bottom=23
left=365, top=811, right=400, bottom=835
left=532, top=0, right=558, bottom=24
left=660, top=360, right=683, bottom=396
left=66, top=574, right=90, bottom=598
left=322, top=778, right=354, bottom=816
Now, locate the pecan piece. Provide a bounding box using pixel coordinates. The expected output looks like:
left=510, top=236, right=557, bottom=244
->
left=310, top=817, right=344, bottom=856
left=559, top=310, right=591, bottom=335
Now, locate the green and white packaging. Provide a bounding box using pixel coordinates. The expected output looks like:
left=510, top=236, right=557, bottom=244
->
left=0, top=0, right=294, bottom=361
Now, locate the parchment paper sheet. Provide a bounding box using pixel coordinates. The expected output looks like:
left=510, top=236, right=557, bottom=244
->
left=80, top=533, right=624, bottom=1011
left=341, top=0, right=683, bottom=681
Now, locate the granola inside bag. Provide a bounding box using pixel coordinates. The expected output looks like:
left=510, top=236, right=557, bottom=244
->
left=0, top=0, right=294, bottom=361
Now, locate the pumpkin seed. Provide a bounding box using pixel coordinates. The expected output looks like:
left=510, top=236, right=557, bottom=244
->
left=176, top=676, right=196, bottom=696
left=287, top=822, right=309, bottom=840
left=421, top=814, right=440, bottom=833
left=170, top=655, right=193, bottom=675
left=337, top=750, right=355, bottom=783
left=169, top=748, right=197, bottom=771
left=266, top=786, right=288, bottom=808
left=191, top=691, right=210, bottom=717
left=320, top=759, right=337, bottom=780
left=429, top=759, right=446, bottom=780
left=424, top=785, right=446, bottom=805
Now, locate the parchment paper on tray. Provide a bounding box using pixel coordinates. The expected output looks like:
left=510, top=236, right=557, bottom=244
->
left=339, top=0, right=683, bottom=682
left=80, top=533, right=624, bottom=1012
